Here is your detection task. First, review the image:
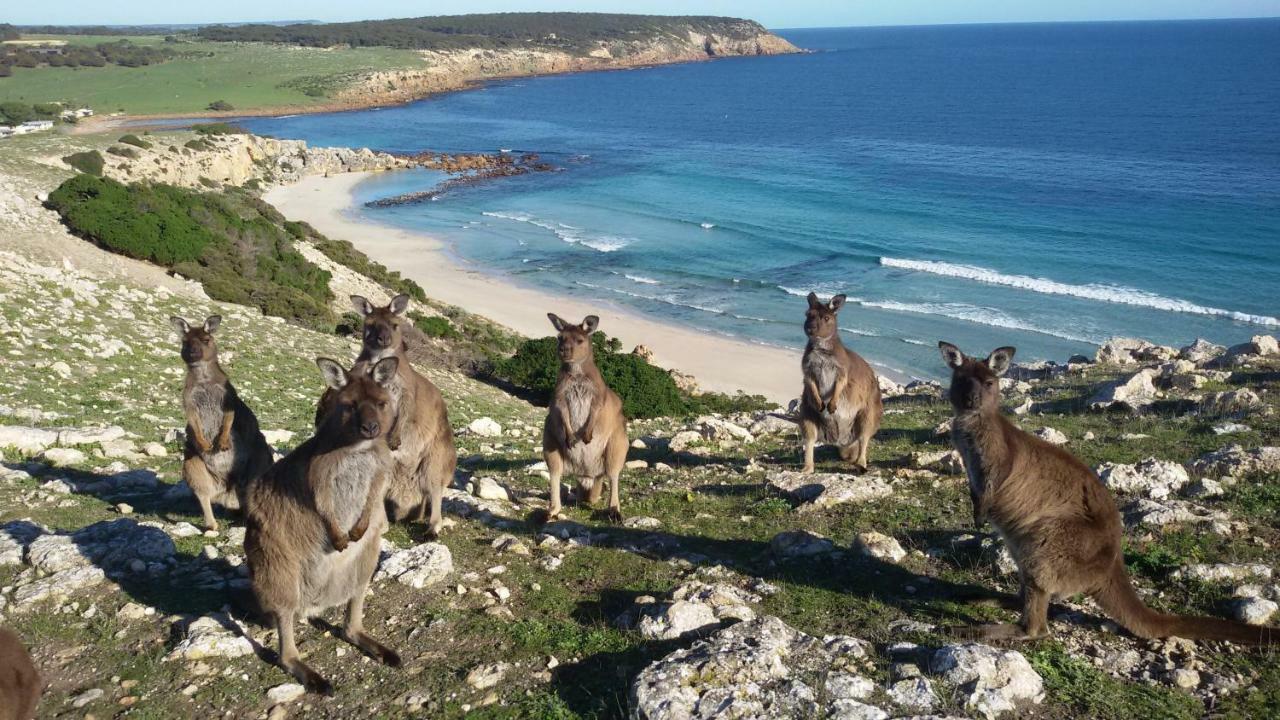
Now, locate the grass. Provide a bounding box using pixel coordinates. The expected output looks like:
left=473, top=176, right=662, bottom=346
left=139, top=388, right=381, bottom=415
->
left=0, top=36, right=424, bottom=115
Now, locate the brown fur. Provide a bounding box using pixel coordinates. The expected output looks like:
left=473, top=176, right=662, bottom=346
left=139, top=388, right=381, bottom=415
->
left=317, top=295, right=457, bottom=538
left=246, top=356, right=403, bottom=695
left=0, top=628, right=40, bottom=720
left=541, top=313, right=628, bottom=522
left=939, top=340, right=1276, bottom=645
left=172, top=316, right=274, bottom=531
left=799, top=292, right=883, bottom=473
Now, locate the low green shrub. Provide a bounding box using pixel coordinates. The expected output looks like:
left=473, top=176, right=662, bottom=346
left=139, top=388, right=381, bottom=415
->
left=206, top=100, right=234, bottom=111
left=184, top=138, right=213, bottom=151
left=61, top=150, right=104, bottom=176
left=106, top=145, right=138, bottom=159
left=410, top=312, right=460, bottom=339
left=117, top=134, right=151, bottom=149
left=192, top=122, right=244, bottom=135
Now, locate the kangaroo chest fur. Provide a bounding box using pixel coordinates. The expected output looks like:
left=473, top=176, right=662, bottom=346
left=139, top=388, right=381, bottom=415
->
left=951, top=423, right=989, bottom=504
left=558, top=371, right=608, bottom=477
left=803, top=345, right=841, bottom=398
left=803, top=342, right=856, bottom=443
left=299, top=443, right=386, bottom=615
left=189, top=381, right=227, bottom=440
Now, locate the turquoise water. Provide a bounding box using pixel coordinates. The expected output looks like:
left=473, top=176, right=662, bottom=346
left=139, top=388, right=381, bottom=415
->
left=244, top=19, right=1280, bottom=379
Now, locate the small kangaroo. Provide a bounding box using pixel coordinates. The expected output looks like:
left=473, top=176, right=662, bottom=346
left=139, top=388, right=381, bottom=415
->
left=939, top=341, right=1276, bottom=644
left=0, top=627, right=40, bottom=720
left=246, top=356, right=403, bottom=695
left=542, top=313, right=628, bottom=522
left=172, top=315, right=274, bottom=531
left=799, top=292, right=883, bottom=474
left=317, top=295, right=457, bottom=538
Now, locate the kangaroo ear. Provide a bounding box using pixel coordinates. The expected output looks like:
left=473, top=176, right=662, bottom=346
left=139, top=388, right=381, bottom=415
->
left=938, top=341, right=965, bottom=369
left=581, top=315, right=600, bottom=334
left=389, top=294, right=410, bottom=316
left=548, top=313, right=568, bottom=332
left=806, top=292, right=823, bottom=310
left=350, top=295, right=374, bottom=317
left=315, top=357, right=349, bottom=391
left=371, top=356, right=400, bottom=386
left=203, top=315, right=221, bottom=334
left=829, top=294, right=846, bottom=312
left=170, top=316, right=191, bottom=337
left=986, top=346, right=1016, bottom=376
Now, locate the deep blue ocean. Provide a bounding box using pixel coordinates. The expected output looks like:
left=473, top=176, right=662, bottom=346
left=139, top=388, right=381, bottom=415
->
left=244, top=19, right=1280, bottom=380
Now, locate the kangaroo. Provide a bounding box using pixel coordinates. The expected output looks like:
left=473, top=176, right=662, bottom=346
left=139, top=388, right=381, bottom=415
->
left=799, top=292, right=883, bottom=474
left=0, top=627, right=40, bottom=720
left=541, top=313, right=628, bottom=523
left=939, top=341, right=1276, bottom=644
left=172, top=315, right=274, bottom=531
left=317, top=295, right=456, bottom=538
left=246, top=356, right=403, bottom=695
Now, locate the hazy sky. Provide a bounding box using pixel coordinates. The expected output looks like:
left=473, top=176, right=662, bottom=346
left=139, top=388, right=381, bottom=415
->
left=11, top=0, right=1280, bottom=29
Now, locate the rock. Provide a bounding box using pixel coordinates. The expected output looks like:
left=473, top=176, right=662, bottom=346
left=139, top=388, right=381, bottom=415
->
left=930, top=643, right=1044, bottom=719
left=853, top=531, right=906, bottom=563
left=166, top=615, right=253, bottom=660
left=0, top=425, right=60, bottom=452
left=1191, top=445, right=1280, bottom=479
left=11, top=565, right=106, bottom=609
left=142, top=442, right=167, bottom=457
left=116, top=602, right=153, bottom=621
left=911, top=449, right=964, bottom=474
left=766, top=471, right=893, bottom=511
left=1121, top=498, right=1226, bottom=529
left=888, top=676, right=939, bottom=710
left=1179, top=338, right=1226, bottom=365
left=266, top=683, right=306, bottom=704
left=169, top=522, right=203, bottom=538
left=667, top=430, right=704, bottom=454
left=1095, top=458, right=1190, bottom=500
left=71, top=688, right=104, bottom=708
left=631, top=616, right=876, bottom=720
left=1199, top=389, right=1262, bottom=416
left=50, top=361, right=73, bottom=379
left=695, top=416, right=754, bottom=444
left=623, top=516, right=662, bottom=530
left=1174, top=563, right=1271, bottom=583
left=491, top=535, right=531, bottom=556
left=749, top=414, right=796, bottom=436
left=1221, top=335, right=1279, bottom=364
left=466, top=662, right=509, bottom=690
left=40, top=447, right=87, bottom=466
left=377, top=542, right=454, bottom=589
left=1184, top=478, right=1225, bottom=499
left=467, top=417, right=502, bottom=438
left=471, top=477, right=510, bottom=502
left=1096, top=337, right=1157, bottom=366
left=632, top=345, right=655, bottom=362
left=637, top=600, right=720, bottom=640
left=261, top=429, right=295, bottom=446
left=1234, top=597, right=1278, bottom=626
left=1088, top=369, right=1158, bottom=412
left=1252, top=334, right=1280, bottom=356
left=1170, top=669, right=1200, bottom=689
left=770, top=530, right=834, bottom=558
left=57, top=425, right=126, bottom=446
left=625, top=459, right=649, bottom=470
left=1212, top=422, right=1252, bottom=435
left=1033, top=427, right=1068, bottom=445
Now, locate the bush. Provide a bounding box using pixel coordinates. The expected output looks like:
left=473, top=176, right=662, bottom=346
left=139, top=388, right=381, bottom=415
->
left=106, top=145, right=139, bottom=159
left=45, top=176, right=335, bottom=329
left=276, top=217, right=425, bottom=302
left=117, top=134, right=151, bottom=149
left=61, top=150, right=105, bottom=176
left=493, top=332, right=690, bottom=419
left=410, top=312, right=460, bottom=339
left=206, top=100, right=235, bottom=111
left=193, top=122, right=245, bottom=135
left=184, top=138, right=213, bottom=151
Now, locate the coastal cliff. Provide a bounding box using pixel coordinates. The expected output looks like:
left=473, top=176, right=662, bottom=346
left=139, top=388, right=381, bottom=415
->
left=338, top=28, right=798, bottom=107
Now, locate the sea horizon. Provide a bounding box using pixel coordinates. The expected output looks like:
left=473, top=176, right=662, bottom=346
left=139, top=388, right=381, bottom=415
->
left=243, top=17, right=1280, bottom=380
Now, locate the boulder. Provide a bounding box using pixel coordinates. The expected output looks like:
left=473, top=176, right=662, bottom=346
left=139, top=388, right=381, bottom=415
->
left=465, top=662, right=509, bottom=691
left=1121, top=498, right=1227, bottom=529
left=466, top=417, right=502, bottom=438
left=376, top=542, right=453, bottom=589
left=1191, top=445, right=1280, bottom=479
left=1173, top=563, right=1271, bottom=584
left=630, top=616, right=878, bottom=720
left=470, top=477, right=510, bottom=502
left=930, top=643, right=1044, bottom=719
left=0, top=425, right=60, bottom=453
left=853, top=531, right=907, bottom=563
left=770, top=530, right=834, bottom=558
left=636, top=600, right=720, bottom=640
left=1088, top=369, right=1158, bottom=412
left=1096, top=338, right=1157, bottom=366
left=766, top=471, right=893, bottom=511
left=40, top=447, right=87, bottom=466
left=910, top=449, right=964, bottom=474
left=1198, top=389, right=1262, bottom=416
left=1234, top=598, right=1278, bottom=626
left=1095, top=458, right=1190, bottom=500
left=166, top=615, right=253, bottom=661
left=667, top=430, right=704, bottom=454
left=11, top=565, right=106, bottom=609
left=1032, top=427, right=1068, bottom=446
left=1179, top=338, right=1226, bottom=365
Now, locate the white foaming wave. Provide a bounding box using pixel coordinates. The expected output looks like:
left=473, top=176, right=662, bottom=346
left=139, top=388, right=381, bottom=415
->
left=859, top=298, right=1100, bottom=344
left=839, top=327, right=879, bottom=338
left=902, top=338, right=928, bottom=346
left=776, top=283, right=848, bottom=299
left=881, top=257, right=1278, bottom=327
left=624, top=273, right=660, bottom=285
left=576, top=281, right=770, bottom=323
left=483, top=211, right=632, bottom=252
left=700, top=222, right=716, bottom=230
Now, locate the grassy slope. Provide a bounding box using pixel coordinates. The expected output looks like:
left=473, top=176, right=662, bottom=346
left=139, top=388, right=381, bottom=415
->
left=0, top=35, right=422, bottom=115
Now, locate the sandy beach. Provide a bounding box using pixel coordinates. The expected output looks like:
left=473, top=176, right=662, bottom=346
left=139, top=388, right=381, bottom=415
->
left=266, top=172, right=810, bottom=404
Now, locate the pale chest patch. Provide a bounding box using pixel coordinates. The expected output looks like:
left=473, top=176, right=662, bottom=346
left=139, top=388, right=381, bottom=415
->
left=804, top=349, right=840, bottom=398
left=564, top=377, right=596, bottom=433
left=317, top=446, right=381, bottom=530
left=190, top=382, right=227, bottom=436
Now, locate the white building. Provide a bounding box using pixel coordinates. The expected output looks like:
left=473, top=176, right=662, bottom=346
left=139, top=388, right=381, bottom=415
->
left=17, top=120, right=54, bottom=133
left=60, top=107, right=94, bottom=120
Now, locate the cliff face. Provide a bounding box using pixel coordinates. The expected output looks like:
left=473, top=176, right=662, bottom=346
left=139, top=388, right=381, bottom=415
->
left=335, top=25, right=801, bottom=107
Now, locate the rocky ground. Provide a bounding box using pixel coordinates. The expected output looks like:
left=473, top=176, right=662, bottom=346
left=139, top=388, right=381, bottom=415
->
left=1, top=133, right=1279, bottom=719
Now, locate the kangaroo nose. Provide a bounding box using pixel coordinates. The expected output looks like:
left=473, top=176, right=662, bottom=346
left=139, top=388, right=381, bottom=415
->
left=360, top=421, right=380, bottom=438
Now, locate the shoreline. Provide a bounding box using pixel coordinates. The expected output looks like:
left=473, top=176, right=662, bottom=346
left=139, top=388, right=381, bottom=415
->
left=266, top=172, right=823, bottom=405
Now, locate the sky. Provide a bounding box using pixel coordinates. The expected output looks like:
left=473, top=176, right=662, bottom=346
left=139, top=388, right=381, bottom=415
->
left=9, top=0, right=1280, bottom=29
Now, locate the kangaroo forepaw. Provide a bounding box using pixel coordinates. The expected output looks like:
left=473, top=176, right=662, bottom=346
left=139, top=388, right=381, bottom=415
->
left=347, top=523, right=367, bottom=543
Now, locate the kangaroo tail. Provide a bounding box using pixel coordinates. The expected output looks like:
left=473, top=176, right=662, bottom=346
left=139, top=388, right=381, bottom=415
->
left=1093, top=563, right=1276, bottom=645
